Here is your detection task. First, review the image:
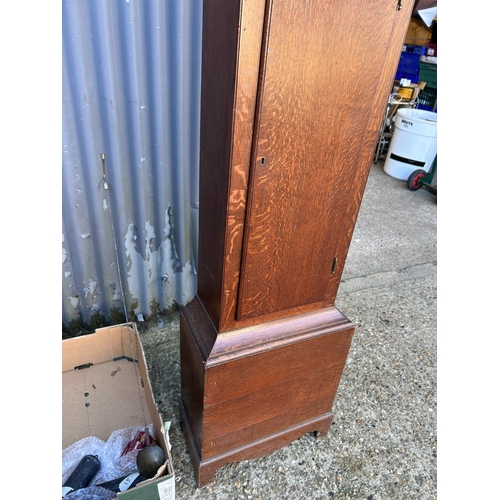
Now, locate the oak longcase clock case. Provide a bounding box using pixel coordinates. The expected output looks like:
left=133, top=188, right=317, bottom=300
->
left=180, top=0, right=414, bottom=487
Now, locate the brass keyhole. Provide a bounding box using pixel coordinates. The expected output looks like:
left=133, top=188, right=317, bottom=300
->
left=331, top=257, right=338, bottom=274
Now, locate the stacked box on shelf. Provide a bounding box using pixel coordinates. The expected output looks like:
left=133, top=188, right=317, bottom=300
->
left=395, top=44, right=426, bottom=83
left=426, top=42, right=437, bottom=57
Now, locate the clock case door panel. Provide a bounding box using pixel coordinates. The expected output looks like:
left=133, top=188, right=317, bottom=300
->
left=237, top=0, right=410, bottom=321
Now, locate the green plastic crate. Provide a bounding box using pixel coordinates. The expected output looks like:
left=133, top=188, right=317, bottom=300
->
left=418, top=61, right=437, bottom=89
left=417, top=87, right=437, bottom=111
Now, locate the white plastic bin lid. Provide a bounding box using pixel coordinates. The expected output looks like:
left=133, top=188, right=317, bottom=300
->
left=397, top=108, right=437, bottom=124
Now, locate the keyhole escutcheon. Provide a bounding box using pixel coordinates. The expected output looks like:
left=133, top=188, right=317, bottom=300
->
left=331, top=257, right=338, bottom=274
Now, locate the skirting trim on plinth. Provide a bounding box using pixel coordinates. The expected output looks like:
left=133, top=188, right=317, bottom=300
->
left=180, top=399, right=333, bottom=488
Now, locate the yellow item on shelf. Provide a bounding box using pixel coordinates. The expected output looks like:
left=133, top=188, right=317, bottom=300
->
left=397, top=86, right=414, bottom=101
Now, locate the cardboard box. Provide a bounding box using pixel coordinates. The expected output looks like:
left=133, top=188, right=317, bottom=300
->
left=62, top=323, right=175, bottom=499
left=404, top=17, right=433, bottom=47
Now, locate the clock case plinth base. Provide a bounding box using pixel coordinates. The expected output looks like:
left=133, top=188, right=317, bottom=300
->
left=179, top=296, right=355, bottom=488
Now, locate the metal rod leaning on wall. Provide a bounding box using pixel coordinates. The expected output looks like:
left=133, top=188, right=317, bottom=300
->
left=101, top=153, right=129, bottom=324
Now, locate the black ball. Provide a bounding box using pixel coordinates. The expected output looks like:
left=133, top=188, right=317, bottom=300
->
left=136, top=445, right=166, bottom=478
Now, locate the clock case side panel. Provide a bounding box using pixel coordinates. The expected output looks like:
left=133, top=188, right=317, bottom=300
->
left=196, top=0, right=270, bottom=334
left=327, top=0, right=418, bottom=287
left=196, top=0, right=245, bottom=331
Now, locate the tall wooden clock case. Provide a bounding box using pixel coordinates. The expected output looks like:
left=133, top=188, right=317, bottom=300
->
left=180, top=0, right=414, bottom=487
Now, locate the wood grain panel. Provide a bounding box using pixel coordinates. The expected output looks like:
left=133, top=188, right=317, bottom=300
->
left=180, top=313, right=207, bottom=453
left=202, top=399, right=335, bottom=459
left=219, top=0, right=267, bottom=332
left=204, top=327, right=353, bottom=405
left=202, top=365, right=343, bottom=440
left=193, top=413, right=333, bottom=488
left=197, top=0, right=242, bottom=329
left=325, top=0, right=415, bottom=290
left=237, top=0, right=411, bottom=320
left=180, top=297, right=354, bottom=471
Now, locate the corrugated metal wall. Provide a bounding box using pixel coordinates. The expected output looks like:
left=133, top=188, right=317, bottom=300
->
left=62, top=0, right=202, bottom=333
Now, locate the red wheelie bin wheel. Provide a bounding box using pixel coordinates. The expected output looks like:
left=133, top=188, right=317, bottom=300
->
left=407, top=169, right=426, bottom=191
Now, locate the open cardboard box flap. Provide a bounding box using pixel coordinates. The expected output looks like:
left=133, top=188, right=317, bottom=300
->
left=62, top=323, right=175, bottom=499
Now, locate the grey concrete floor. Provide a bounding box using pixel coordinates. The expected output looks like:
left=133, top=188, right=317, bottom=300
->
left=137, top=160, right=437, bottom=499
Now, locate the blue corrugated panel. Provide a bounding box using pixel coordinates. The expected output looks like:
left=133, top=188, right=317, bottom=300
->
left=62, top=0, right=202, bottom=333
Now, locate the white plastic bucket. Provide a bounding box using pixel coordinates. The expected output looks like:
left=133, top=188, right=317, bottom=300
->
left=383, top=108, right=437, bottom=181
